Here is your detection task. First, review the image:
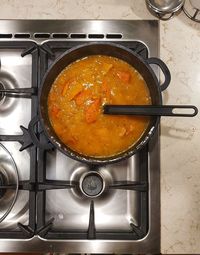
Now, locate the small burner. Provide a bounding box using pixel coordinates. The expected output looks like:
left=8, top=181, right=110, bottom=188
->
left=0, top=82, right=5, bottom=104
left=70, top=165, right=113, bottom=202
left=80, top=172, right=105, bottom=198
left=0, top=172, right=6, bottom=199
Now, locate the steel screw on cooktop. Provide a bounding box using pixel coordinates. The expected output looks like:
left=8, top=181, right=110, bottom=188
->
left=80, top=171, right=105, bottom=198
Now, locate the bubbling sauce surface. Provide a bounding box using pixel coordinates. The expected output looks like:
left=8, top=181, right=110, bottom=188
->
left=48, top=55, right=151, bottom=157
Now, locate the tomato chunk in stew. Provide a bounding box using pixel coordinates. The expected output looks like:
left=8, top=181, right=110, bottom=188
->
left=48, top=55, right=151, bottom=157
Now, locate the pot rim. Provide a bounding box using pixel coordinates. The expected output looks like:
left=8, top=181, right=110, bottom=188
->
left=39, top=42, right=162, bottom=165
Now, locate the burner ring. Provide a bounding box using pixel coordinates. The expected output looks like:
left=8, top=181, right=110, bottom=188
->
left=80, top=171, right=105, bottom=198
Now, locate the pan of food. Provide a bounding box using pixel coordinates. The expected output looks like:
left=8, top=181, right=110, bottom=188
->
left=38, top=42, right=197, bottom=164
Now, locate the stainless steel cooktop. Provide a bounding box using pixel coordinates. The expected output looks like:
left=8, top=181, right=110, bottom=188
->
left=0, top=19, right=160, bottom=254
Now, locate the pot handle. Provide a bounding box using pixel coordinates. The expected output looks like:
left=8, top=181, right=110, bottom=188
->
left=146, top=57, right=171, bottom=92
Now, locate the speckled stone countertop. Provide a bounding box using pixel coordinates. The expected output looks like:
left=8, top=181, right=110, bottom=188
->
left=0, top=0, right=200, bottom=254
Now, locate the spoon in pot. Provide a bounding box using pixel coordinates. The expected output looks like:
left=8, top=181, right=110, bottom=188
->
left=103, top=105, right=198, bottom=117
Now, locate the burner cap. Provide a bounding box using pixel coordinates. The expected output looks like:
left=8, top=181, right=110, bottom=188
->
left=81, top=172, right=104, bottom=197
left=0, top=70, right=19, bottom=113
left=0, top=172, right=6, bottom=199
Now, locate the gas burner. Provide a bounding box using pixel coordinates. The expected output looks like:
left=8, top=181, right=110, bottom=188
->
left=80, top=171, right=105, bottom=198
left=70, top=165, right=113, bottom=201
left=0, top=144, right=19, bottom=224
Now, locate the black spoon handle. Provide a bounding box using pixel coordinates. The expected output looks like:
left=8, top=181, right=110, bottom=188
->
left=103, top=105, right=198, bottom=117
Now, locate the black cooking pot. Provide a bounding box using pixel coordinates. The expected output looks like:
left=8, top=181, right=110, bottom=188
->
left=39, top=42, right=171, bottom=164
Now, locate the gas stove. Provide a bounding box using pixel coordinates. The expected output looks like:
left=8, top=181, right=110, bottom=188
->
left=0, top=20, right=160, bottom=254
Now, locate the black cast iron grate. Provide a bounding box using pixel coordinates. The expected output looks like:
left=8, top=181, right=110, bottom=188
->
left=0, top=41, right=38, bottom=238
left=36, top=40, right=149, bottom=240
left=0, top=40, right=149, bottom=240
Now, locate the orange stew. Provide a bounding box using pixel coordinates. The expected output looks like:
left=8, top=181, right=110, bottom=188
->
left=48, top=55, right=151, bottom=157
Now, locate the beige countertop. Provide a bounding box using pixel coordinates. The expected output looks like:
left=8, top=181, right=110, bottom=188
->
left=0, top=0, right=200, bottom=254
